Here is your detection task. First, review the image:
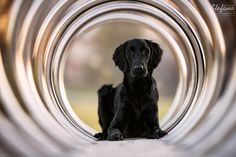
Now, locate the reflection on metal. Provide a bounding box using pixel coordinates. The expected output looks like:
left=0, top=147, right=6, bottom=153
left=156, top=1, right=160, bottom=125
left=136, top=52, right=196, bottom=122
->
left=0, top=0, right=235, bottom=156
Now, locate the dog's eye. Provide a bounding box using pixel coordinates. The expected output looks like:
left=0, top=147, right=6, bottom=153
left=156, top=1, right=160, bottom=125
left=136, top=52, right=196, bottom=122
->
left=142, top=49, right=148, bottom=56
left=129, top=50, right=135, bottom=56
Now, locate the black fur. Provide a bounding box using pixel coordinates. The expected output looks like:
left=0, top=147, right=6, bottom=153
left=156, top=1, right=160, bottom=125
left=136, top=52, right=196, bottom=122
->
left=94, top=38, right=167, bottom=141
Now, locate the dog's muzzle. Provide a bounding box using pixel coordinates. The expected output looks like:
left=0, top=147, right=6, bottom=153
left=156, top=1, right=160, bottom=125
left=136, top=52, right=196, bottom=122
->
left=132, top=63, right=147, bottom=77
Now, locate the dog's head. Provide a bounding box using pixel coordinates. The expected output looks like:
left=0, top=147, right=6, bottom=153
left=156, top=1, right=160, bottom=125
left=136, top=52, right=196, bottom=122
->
left=113, top=38, right=163, bottom=78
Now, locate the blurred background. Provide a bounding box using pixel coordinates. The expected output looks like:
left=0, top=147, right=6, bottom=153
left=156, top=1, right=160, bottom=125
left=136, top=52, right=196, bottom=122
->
left=63, top=22, right=178, bottom=131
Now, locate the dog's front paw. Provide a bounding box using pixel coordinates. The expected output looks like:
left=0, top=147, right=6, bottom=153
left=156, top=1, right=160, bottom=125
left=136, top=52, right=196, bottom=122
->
left=107, top=129, right=124, bottom=141
left=147, top=129, right=168, bottom=139
left=155, top=129, right=168, bottom=138
left=94, top=132, right=107, bottom=140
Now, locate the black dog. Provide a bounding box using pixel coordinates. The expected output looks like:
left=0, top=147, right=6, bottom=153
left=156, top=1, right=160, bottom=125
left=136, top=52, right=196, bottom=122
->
left=94, top=38, right=167, bottom=141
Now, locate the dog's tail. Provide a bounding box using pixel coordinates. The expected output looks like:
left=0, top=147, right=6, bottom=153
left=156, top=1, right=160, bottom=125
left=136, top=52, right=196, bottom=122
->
left=97, top=84, right=115, bottom=134
left=97, top=84, right=115, bottom=100
left=97, top=84, right=115, bottom=114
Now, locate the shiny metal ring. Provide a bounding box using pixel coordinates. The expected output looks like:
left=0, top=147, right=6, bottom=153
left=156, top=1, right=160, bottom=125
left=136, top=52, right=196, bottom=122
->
left=0, top=0, right=235, bottom=157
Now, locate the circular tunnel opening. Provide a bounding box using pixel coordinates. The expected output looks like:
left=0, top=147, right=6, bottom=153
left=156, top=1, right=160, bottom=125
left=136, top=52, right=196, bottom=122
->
left=63, top=21, right=179, bottom=132
left=52, top=1, right=205, bottom=138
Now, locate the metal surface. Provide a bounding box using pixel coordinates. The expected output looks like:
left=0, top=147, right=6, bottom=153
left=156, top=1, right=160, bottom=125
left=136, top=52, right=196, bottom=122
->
left=0, top=0, right=235, bottom=157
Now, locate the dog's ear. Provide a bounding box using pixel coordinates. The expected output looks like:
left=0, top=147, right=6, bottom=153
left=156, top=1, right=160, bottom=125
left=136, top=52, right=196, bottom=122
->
left=113, top=42, right=127, bottom=72
left=145, top=40, right=163, bottom=72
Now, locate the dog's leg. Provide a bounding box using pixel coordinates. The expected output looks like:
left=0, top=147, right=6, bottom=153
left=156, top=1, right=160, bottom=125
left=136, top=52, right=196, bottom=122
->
left=144, top=105, right=167, bottom=139
left=107, top=107, right=129, bottom=141
left=94, top=85, right=114, bottom=140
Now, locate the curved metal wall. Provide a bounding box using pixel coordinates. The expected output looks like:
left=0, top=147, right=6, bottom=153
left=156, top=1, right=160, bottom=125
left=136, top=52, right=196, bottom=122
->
left=0, top=0, right=235, bottom=157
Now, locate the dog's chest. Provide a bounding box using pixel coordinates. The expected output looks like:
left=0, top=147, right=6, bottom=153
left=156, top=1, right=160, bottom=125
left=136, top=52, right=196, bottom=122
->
left=129, top=96, right=149, bottom=118
left=125, top=95, right=153, bottom=137
left=126, top=99, right=149, bottom=137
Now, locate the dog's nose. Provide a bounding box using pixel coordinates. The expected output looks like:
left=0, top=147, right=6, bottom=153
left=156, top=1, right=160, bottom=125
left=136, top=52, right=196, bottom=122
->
left=134, top=64, right=144, bottom=72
